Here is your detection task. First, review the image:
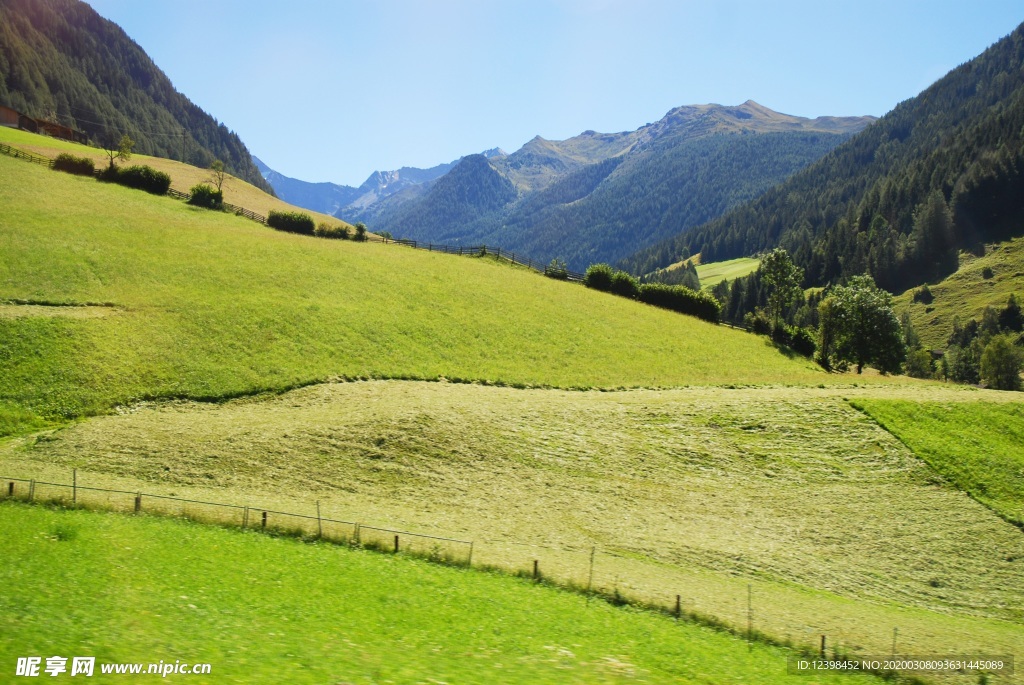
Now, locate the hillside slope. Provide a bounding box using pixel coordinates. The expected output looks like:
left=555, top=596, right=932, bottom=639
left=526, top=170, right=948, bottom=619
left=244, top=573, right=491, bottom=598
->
left=0, top=150, right=826, bottom=435
left=364, top=101, right=871, bottom=270
left=623, top=22, right=1024, bottom=293
left=0, top=0, right=272, bottom=193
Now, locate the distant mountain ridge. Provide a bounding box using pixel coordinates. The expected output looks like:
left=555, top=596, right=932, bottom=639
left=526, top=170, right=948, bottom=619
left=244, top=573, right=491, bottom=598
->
left=0, top=0, right=272, bottom=193
left=353, top=101, right=874, bottom=269
left=255, top=148, right=506, bottom=220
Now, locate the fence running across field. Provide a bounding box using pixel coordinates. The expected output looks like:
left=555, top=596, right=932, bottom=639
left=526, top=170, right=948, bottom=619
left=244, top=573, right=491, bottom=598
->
left=0, top=141, right=580, bottom=280
left=1, top=475, right=473, bottom=565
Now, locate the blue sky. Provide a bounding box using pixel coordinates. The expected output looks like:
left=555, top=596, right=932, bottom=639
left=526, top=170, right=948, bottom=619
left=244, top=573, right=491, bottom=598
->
left=86, top=1, right=1023, bottom=187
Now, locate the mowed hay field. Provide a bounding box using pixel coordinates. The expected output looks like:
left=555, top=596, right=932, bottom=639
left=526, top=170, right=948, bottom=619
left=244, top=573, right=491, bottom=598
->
left=0, top=150, right=828, bottom=435
left=4, top=381, right=1022, bottom=681
left=1, top=503, right=889, bottom=685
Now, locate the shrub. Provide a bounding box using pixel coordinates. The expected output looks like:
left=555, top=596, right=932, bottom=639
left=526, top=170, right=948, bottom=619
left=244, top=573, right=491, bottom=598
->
left=905, top=348, right=934, bottom=378
left=583, top=263, right=615, bottom=291
left=913, top=284, right=934, bottom=304
left=314, top=222, right=350, bottom=239
left=102, top=165, right=171, bottom=195
left=187, top=183, right=223, bottom=209
left=982, top=266, right=995, bottom=280
left=267, top=210, right=315, bottom=235
left=610, top=270, right=640, bottom=299
left=744, top=309, right=772, bottom=335
left=788, top=326, right=817, bottom=358
left=545, top=258, right=569, bottom=280
left=638, top=282, right=721, bottom=323
left=53, top=153, right=95, bottom=176
left=354, top=223, right=368, bottom=241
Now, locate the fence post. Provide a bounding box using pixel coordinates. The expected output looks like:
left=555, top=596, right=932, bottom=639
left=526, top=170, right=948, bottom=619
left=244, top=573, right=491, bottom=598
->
left=467, top=541, right=474, bottom=567
left=29, top=479, right=35, bottom=502
left=394, top=534, right=399, bottom=553
left=134, top=493, right=142, bottom=514
left=354, top=522, right=361, bottom=545
left=316, top=500, right=323, bottom=539
left=820, top=635, right=826, bottom=659
left=675, top=594, right=681, bottom=619
left=533, top=559, right=539, bottom=581
left=587, top=546, right=595, bottom=595
left=242, top=506, right=249, bottom=529
left=73, top=468, right=77, bottom=505
left=261, top=511, right=267, bottom=530
left=747, top=584, right=753, bottom=651
left=7, top=482, right=13, bottom=497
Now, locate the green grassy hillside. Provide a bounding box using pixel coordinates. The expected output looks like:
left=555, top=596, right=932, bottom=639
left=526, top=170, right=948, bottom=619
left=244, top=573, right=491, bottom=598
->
left=695, top=257, right=761, bottom=288
left=0, top=127, right=348, bottom=228
left=0, top=150, right=829, bottom=435
left=2, top=502, right=886, bottom=685
left=896, top=237, right=1024, bottom=349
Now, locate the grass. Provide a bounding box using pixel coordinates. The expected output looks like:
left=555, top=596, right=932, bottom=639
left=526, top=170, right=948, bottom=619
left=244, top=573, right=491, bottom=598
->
left=851, top=399, right=1024, bottom=527
left=696, top=257, right=761, bottom=288
left=0, top=150, right=830, bottom=435
left=0, top=501, right=887, bottom=685
left=0, top=126, right=349, bottom=229
left=4, top=381, right=1022, bottom=678
left=895, top=238, right=1024, bottom=349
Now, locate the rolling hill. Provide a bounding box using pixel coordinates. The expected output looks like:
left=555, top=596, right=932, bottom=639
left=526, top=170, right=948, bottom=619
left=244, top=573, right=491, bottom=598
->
left=0, top=139, right=827, bottom=436
left=0, top=0, right=272, bottom=193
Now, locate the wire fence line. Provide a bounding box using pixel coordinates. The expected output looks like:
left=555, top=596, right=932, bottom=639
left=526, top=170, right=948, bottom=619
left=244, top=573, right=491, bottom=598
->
left=1, top=475, right=473, bottom=565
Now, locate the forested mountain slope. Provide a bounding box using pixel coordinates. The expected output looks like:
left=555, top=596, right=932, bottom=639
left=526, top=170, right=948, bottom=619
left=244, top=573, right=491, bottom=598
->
left=0, top=0, right=272, bottom=192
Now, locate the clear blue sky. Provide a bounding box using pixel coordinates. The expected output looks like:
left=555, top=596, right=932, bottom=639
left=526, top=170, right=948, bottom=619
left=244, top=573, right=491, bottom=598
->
left=86, top=0, right=1023, bottom=187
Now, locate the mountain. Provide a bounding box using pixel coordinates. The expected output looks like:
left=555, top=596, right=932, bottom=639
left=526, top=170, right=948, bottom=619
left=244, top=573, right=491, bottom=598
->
left=0, top=0, right=272, bottom=193
left=621, top=23, right=1024, bottom=294
left=359, top=101, right=874, bottom=270
left=255, top=150, right=507, bottom=222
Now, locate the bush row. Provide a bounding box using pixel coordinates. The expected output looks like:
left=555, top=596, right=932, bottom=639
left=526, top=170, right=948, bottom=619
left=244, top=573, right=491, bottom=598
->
left=267, top=209, right=316, bottom=235
left=99, top=164, right=171, bottom=195
left=53, top=153, right=95, bottom=176
left=584, top=263, right=721, bottom=323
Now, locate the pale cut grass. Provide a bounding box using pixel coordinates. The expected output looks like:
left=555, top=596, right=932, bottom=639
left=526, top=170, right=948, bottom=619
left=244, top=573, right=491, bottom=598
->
left=4, top=380, right=1021, bottom=684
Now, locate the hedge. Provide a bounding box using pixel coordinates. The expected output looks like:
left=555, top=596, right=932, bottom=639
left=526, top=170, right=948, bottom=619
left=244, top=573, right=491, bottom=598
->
left=100, top=165, right=171, bottom=195
left=638, top=282, right=721, bottom=323
left=53, top=153, right=95, bottom=176
left=583, top=263, right=615, bottom=291
left=314, top=222, right=350, bottom=239
left=267, top=210, right=315, bottom=235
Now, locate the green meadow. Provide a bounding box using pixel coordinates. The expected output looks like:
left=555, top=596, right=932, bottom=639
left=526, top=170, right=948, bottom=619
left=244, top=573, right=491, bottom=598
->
left=0, top=502, right=886, bottom=685
left=695, top=256, right=761, bottom=288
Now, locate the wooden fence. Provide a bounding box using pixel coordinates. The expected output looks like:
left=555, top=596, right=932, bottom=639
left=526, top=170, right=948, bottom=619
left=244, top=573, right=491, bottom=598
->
left=1, top=475, right=473, bottom=565
left=373, top=236, right=586, bottom=282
